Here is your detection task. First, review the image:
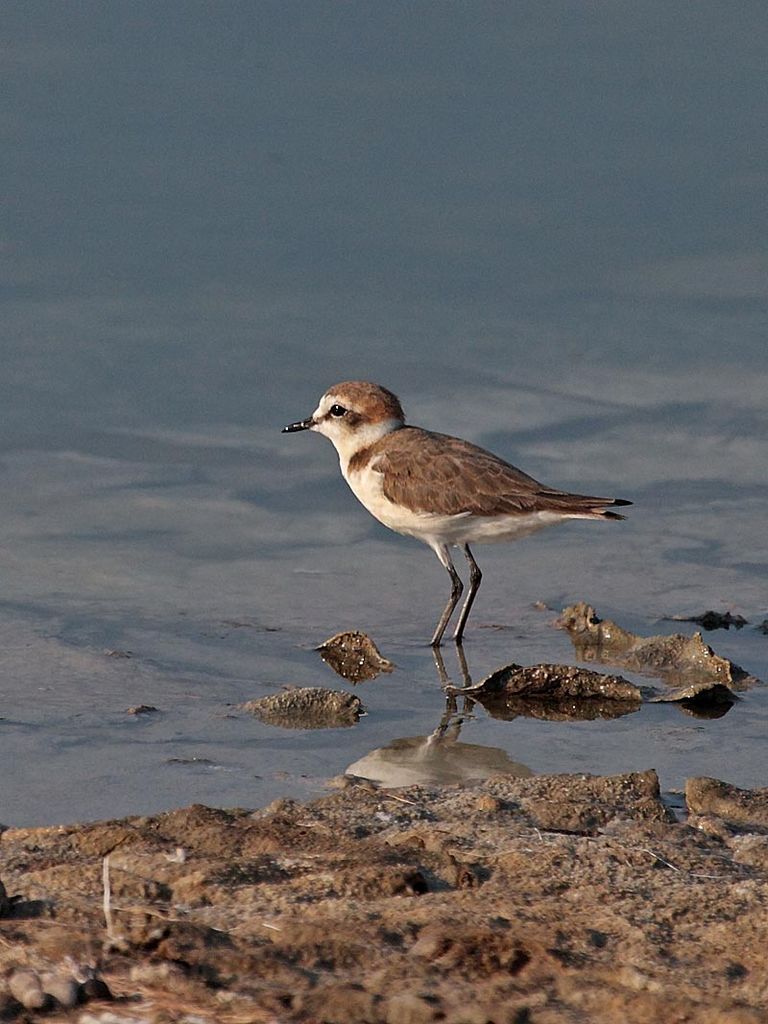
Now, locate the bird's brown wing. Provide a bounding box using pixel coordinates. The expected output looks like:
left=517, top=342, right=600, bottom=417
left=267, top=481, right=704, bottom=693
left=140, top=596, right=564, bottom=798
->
left=374, top=428, right=625, bottom=518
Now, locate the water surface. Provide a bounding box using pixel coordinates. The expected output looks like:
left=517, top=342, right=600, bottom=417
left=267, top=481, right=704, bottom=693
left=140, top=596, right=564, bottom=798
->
left=2, top=2, right=767, bottom=824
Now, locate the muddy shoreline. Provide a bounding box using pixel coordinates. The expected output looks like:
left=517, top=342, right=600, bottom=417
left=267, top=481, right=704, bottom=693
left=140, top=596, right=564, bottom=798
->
left=1, top=768, right=767, bottom=1022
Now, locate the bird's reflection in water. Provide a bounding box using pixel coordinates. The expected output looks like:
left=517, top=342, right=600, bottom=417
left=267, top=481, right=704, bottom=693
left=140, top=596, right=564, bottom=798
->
left=346, top=646, right=532, bottom=787
left=432, top=642, right=473, bottom=691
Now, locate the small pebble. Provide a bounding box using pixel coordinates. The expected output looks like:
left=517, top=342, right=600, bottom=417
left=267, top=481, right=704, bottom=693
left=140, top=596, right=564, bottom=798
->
left=8, top=969, right=46, bottom=1009
left=385, top=990, right=442, bottom=1024
left=453, top=862, right=477, bottom=889
left=41, top=972, right=80, bottom=1008
left=80, top=976, right=113, bottom=1001
left=476, top=794, right=503, bottom=813
left=130, top=961, right=187, bottom=986
left=163, top=846, right=187, bottom=863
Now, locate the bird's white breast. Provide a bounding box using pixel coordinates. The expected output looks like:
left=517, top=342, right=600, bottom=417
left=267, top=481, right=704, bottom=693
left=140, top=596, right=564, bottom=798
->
left=342, top=459, right=427, bottom=536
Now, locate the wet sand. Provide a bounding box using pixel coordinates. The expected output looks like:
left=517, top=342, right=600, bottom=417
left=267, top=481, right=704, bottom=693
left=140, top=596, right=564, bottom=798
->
left=2, top=768, right=767, bottom=1022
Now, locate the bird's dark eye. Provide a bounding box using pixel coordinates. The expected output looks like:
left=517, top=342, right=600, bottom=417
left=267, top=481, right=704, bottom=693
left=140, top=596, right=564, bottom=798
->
left=329, top=404, right=347, bottom=418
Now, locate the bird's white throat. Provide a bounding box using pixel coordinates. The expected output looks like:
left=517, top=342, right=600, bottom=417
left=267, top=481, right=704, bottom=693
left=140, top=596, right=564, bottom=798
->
left=313, top=417, right=403, bottom=475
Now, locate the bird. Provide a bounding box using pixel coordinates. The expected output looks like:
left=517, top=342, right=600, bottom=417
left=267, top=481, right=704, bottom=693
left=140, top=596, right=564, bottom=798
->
left=283, top=381, right=630, bottom=646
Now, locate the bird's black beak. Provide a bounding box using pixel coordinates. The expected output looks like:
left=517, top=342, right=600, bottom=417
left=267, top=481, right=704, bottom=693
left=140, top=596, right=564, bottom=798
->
left=282, top=417, right=314, bottom=433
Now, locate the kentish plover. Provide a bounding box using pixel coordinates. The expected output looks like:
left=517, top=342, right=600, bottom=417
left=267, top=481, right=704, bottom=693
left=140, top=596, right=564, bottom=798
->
left=283, top=381, right=630, bottom=646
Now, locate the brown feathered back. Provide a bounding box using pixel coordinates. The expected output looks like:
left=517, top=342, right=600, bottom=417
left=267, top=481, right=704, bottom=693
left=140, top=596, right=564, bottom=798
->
left=349, top=427, right=627, bottom=519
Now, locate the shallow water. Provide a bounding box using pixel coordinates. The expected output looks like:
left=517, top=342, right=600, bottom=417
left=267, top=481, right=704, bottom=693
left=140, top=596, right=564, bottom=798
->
left=2, top=380, right=766, bottom=826
left=2, top=4, right=767, bottom=824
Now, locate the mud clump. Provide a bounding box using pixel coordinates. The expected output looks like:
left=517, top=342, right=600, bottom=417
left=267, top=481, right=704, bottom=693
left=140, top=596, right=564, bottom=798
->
left=666, top=610, right=749, bottom=631
left=447, top=662, right=641, bottom=721
left=240, top=686, right=364, bottom=728
left=1, top=770, right=768, bottom=1021
left=317, top=629, right=395, bottom=682
left=558, top=602, right=760, bottom=690
left=686, top=777, right=768, bottom=831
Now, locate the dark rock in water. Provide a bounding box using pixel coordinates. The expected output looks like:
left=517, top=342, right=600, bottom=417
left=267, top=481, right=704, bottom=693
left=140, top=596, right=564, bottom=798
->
left=557, top=602, right=760, bottom=690
left=317, top=630, right=395, bottom=683
left=166, top=757, right=215, bottom=766
left=686, top=777, right=768, bottom=831
left=445, top=662, right=641, bottom=721
left=648, top=681, right=738, bottom=710
left=665, top=610, right=748, bottom=630
left=126, top=704, right=158, bottom=715
left=469, top=662, right=641, bottom=701
left=241, top=687, right=364, bottom=729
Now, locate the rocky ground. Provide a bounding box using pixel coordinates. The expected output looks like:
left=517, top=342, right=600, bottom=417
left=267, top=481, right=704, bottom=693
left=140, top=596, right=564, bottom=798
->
left=1, top=769, right=767, bottom=1023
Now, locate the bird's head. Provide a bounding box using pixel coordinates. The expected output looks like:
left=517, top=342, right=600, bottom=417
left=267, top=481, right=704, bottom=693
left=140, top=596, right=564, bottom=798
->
left=283, top=381, right=405, bottom=464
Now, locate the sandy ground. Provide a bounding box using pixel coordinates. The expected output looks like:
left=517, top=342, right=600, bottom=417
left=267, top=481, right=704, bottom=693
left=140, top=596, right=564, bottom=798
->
left=1, top=769, right=767, bottom=1023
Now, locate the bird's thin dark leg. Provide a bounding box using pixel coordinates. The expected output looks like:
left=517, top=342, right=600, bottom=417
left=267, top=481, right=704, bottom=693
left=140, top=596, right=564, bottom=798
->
left=430, top=544, right=463, bottom=647
left=452, top=544, right=483, bottom=644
